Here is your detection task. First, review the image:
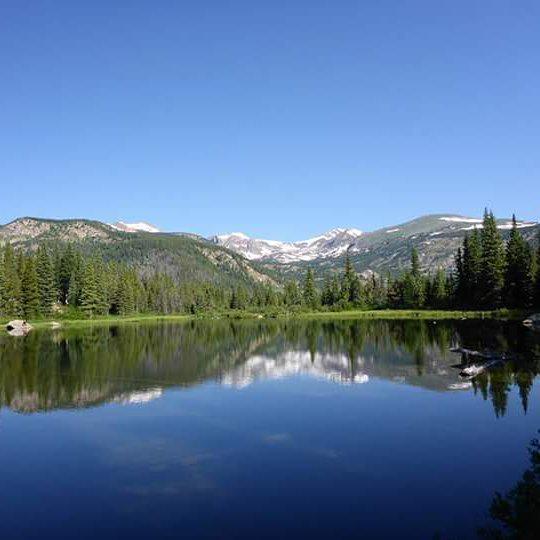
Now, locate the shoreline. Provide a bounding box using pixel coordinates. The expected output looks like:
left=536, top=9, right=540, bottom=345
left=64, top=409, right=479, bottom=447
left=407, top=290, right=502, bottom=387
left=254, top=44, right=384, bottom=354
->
left=2, top=309, right=527, bottom=330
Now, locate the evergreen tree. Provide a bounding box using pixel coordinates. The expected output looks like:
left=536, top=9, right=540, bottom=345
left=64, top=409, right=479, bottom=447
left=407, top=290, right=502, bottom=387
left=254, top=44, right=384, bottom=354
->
left=303, top=268, right=317, bottom=309
left=349, top=274, right=363, bottom=306
left=36, top=246, right=56, bottom=315
left=480, top=210, right=505, bottom=308
left=331, top=276, right=340, bottom=307
left=431, top=268, right=448, bottom=308
left=58, top=244, right=76, bottom=304
left=462, top=228, right=482, bottom=307
left=80, top=260, right=101, bottom=316
left=1, top=244, right=22, bottom=316
left=321, top=275, right=333, bottom=306
left=402, top=249, right=425, bottom=308
left=504, top=215, right=533, bottom=308
left=284, top=280, right=301, bottom=306
left=21, top=256, right=40, bottom=318
left=454, top=247, right=465, bottom=307
left=535, top=236, right=540, bottom=307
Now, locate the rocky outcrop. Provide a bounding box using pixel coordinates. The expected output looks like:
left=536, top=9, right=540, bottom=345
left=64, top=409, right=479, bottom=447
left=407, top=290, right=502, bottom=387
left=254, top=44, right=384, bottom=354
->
left=6, top=320, right=33, bottom=337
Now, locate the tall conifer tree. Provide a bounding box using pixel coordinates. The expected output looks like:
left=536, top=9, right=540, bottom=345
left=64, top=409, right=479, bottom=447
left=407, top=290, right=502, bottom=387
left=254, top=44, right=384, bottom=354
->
left=21, top=256, right=40, bottom=318
left=303, top=268, right=317, bottom=308
left=504, top=215, right=533, bottom=308
left=36, top=246, right=56, bottom=315
left=480, top=210, right=505, bottom=308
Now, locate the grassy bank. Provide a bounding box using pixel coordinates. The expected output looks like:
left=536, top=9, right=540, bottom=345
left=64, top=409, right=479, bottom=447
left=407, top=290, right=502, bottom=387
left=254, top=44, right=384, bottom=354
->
left=3, top=314, right=192, bottom=330
left=2, top=308, right=527, bottom=330
left=291, top=309, right=526, bottom=320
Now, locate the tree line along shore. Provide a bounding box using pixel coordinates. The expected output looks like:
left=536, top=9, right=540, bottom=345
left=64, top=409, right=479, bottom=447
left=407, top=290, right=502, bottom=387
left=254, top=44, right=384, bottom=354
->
left=0, top=210, right=539, bottom=322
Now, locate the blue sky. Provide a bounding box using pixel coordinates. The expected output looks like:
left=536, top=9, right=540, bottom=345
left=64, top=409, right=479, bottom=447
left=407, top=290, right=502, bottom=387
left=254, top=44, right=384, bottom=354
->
left=1, top=1, right=538, bottom=240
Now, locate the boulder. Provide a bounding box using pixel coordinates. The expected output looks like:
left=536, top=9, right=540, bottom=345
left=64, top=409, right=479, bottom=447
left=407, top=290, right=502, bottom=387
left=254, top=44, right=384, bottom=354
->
left=51, top=321, right=62, bottom=330
left=6, top=320, right=34, bottom=337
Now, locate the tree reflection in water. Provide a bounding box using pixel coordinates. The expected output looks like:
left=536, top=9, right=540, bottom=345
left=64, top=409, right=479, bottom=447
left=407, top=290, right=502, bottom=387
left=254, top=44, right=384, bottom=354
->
left=0, top=319, right=538, bottom=417
left=479, top=431, right=540, bottom=539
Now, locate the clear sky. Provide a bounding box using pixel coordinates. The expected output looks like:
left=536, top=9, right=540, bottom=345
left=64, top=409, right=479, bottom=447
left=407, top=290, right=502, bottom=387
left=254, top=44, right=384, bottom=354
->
left=1, top=1, right=539, bottom=240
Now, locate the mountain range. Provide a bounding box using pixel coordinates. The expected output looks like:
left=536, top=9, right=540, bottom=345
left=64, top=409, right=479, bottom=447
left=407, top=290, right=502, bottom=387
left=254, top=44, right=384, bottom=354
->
left=1, top=214, right=538, bottom=284
left=212, top=214, right=539, bottom=278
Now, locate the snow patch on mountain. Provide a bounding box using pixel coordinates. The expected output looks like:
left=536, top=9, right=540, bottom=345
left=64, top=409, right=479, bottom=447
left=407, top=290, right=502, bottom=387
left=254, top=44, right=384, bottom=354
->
left=110, top=221, right=160, bottom=233
left=460, top=221, right=537, bottom=231
left=439, top=217, right=483, bottom=224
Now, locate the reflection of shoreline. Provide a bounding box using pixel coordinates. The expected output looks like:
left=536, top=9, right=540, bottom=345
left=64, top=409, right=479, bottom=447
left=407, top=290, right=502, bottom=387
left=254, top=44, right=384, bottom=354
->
left=0, top=319, right=537, bottom=416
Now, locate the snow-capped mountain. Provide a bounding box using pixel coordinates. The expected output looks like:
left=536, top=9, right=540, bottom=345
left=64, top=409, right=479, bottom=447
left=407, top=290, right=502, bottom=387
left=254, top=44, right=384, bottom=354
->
left=109, top=221, right=160, bottom=233
left=212, top=228, right=363, bottom=263
left=212, top=215, right=539, bottom=273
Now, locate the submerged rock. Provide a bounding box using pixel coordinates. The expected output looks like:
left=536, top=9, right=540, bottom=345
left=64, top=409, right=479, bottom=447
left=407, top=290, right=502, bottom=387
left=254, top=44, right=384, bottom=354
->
left=6, top=320, right=34, bottom=337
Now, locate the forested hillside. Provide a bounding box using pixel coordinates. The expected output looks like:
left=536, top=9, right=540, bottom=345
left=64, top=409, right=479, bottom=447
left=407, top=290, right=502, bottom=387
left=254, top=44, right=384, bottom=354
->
left=0, top=217, right=274, bottom=287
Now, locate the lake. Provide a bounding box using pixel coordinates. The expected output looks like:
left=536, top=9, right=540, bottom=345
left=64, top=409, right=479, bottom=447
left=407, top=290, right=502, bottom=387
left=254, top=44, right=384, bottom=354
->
left=0, top=319, right=539, bottom=539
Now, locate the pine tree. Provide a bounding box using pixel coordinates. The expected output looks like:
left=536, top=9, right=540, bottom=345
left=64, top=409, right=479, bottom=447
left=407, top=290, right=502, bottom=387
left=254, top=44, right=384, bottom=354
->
left=1, top=244, right=23, bottom=316
left=535, top=235, right=540, bottom=308
left=331, top=276, right=340, bottom=306
left=454, top=247, right=465, bottom=307
left=36, top=246, right=56, bottom=315
left=21, top=256, right=40, bottom=318
left=284, top=280, right=301, bottom=306
left=116, top=271, right=135, bottom=315
left=321, top=275, right=333, bottom=306
left=0, top=247, right=5, bottom=315
left=338, top=253, right=358, bottom=306
left=504, top=215, right=533, bottom=308
left=431, top=268, right=448, bottom=309
left=402, top=249, right=425, bottom=308
left=80, top=260, right=100, bottom=316
left=303, top=268, right=317, bottom=309
left=480, top=210, right=505, bottom=308
left=349, top=274, right=363, bottom=306
left=462, top=228, right=482, bottom=307
left=58, top=244, right=76, bottom=304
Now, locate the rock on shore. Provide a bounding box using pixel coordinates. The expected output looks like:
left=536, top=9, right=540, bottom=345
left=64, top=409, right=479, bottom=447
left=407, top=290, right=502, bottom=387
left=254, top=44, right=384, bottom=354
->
left=6, top=320, right=34, bottom=337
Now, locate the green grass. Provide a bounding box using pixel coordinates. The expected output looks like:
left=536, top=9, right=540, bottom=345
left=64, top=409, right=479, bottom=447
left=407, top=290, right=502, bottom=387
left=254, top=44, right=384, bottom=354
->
left=2, top=314, right=192, bottom=329
left=292, top=309, right=526, bottom=320
left=1, top=308, right=527, bottom=330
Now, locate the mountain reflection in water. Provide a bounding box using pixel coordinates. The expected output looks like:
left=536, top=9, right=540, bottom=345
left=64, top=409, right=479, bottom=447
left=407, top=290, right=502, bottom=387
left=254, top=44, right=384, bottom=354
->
left=0, top=319, right=538, bottom=417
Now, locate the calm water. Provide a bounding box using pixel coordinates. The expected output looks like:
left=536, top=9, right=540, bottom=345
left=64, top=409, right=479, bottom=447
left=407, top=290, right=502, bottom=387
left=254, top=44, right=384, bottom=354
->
left=1, top=319, right=539, bottom=539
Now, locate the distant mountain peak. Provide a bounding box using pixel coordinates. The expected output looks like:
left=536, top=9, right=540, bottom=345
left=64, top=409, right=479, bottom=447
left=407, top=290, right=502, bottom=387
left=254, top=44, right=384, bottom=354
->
left=213, top=215, right=539, bottom=268
left=211, top=228, right=363, bottom=263
left=110, top=221, right=160, bottom=233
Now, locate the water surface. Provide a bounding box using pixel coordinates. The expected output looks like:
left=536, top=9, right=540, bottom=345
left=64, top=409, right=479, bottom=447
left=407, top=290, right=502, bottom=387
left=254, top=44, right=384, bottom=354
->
left=1, top=319, right=539, bottom=539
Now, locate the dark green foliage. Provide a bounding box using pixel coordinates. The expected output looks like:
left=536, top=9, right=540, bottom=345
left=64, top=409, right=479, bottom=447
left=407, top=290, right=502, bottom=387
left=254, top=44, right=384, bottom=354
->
left=504, top=216, right=534, bottom=308
left=0, top=244, right=22, bottom=317
left=463, top=228, right=482, bottom=307
left=0, top=207, right=536, bottom=318
left=479, top=433, right=540, bottom=539
left=533, top=234, right=540, bottom=308
left=21, top=256, right=40, bottom=318
left=36, top=246, right=56, bottom=315
left=303, top=268, right=318, bottom=309
left=402, top=249, right=426, bottom=308
left=284, top=280, right=302, bottom=307
left=480, top=210, right=506, bottom=308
